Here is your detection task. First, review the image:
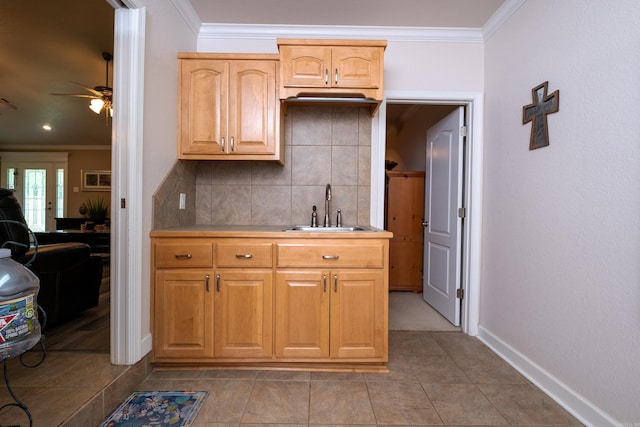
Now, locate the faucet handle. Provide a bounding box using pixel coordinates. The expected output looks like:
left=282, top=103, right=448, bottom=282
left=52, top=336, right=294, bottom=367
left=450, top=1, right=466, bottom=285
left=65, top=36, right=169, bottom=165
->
left=336, top=208, right=342, bottom=227
left=311, top=205, right=318, bottom=227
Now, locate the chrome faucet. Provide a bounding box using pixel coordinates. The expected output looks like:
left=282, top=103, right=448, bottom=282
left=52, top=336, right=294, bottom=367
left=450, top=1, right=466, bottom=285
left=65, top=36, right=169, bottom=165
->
left=324, top=183, right=331, bottom=227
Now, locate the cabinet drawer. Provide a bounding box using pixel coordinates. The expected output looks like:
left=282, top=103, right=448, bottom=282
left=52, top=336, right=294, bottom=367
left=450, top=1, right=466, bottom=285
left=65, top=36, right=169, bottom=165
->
left=216, top=241, right=273, bottom=267
left=277, top=243, right=384, bottom=268
left=155, top=242, right=213, bottom=268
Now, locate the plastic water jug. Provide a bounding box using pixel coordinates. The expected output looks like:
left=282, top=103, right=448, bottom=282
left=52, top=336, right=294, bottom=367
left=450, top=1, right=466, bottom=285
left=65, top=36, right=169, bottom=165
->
left=0, top=248, right=41, bottom=360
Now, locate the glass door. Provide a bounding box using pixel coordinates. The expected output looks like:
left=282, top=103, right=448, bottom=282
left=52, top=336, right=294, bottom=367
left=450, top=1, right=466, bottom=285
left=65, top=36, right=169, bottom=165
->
left=3, top=163, right=65, bottom=232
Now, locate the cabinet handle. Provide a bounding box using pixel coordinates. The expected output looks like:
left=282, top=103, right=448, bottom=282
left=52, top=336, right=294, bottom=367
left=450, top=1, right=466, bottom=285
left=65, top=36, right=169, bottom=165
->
left=216, top=274, right=221, bottom=292
left=322, top=255, right=339, bottom=260
left=325, top=68, right=329, bottom=85
left=174, top=253, right=192, bottom=259
left=335, top=68, right=338, bottom=85
left=231, top=136, right=235, bottom=152
left=235, top=254, right=253, bottom=259
left=323, top=274, right=327, bottom=292
left=334, top=275, right=338, bottom=292
left=205, top=274, right=210, bottom=292
left=221, top=137, right=225, bottom=152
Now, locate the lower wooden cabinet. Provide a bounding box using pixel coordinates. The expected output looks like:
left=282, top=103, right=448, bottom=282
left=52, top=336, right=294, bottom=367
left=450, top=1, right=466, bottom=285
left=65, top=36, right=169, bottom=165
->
left=151, top=234, right=390, bottom=368
left=330, top=270, right=386, bottom=359
left=154, top=269, right=214, bottom=359
left=275, top=271, right=328, bottom=358
left=214, top=270, right=272, bottom=358
left=275, top=270, right=385, bottom=360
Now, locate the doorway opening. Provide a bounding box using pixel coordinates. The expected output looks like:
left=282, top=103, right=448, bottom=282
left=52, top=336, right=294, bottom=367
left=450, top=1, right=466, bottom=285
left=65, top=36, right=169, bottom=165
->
left=378, top=93, right=483, bottom=336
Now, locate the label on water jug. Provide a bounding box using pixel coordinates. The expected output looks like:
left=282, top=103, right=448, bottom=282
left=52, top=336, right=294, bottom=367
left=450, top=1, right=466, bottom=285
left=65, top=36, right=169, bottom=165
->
left=0, top=294, right=37, bottom=343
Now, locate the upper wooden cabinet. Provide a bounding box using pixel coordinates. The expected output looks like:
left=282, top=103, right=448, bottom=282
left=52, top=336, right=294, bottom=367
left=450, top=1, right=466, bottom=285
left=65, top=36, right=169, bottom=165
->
left=178, top=54, right=282, bottom=163
left=277, top=39, right=386, bottom=102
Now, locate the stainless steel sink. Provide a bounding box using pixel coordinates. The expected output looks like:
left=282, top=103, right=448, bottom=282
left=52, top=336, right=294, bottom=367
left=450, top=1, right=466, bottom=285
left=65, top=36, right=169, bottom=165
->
left=284, top=225, right=374, bottom=232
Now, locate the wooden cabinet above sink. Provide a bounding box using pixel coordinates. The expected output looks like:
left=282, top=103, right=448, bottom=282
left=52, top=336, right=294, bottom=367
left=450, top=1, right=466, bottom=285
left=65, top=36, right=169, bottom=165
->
left=277, top=39, right=387, bottom=114
left=177, top=53, right=283, bottom=163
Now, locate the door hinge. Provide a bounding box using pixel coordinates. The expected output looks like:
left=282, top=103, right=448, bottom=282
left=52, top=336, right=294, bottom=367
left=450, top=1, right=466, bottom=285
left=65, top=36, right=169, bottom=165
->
left=457, top=288, right=464, bottom=299
left=120, top=198, right=126, bottom=209
left=458, top=207, right=466, bottom=218
left=459, top=126, right=467, bottom=137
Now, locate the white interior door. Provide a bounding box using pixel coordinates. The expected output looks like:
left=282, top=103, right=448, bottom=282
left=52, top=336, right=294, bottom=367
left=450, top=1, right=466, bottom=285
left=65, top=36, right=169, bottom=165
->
left=423, top=107, right=464, bottom=326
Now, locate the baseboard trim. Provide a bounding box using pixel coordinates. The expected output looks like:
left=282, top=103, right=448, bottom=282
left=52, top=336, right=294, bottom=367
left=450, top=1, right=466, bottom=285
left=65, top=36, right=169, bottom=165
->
left=477, top=326, right=622, bottom=427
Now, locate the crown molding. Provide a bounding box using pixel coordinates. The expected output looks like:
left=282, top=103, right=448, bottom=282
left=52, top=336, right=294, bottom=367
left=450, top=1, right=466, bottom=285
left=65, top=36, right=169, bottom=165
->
left=170, top=0, right=202, bottom=37
left=482, top=0, right=527, bottom=40
left=199, top=23, right=484, bottom=43
left=174, top=0, right=527, bottom=43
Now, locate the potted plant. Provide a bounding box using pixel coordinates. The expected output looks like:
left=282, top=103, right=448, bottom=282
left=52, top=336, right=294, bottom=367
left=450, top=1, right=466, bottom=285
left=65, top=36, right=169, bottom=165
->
left=85, top=197, right=109, bottom=226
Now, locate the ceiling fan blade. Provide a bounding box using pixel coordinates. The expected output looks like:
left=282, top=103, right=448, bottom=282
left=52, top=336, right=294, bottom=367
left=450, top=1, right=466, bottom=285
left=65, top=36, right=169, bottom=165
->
left=0, top=97, right=17, bottom=110
left=67, top=81, right=104, bottom=96
left=50, top=93, right=101, bottom=99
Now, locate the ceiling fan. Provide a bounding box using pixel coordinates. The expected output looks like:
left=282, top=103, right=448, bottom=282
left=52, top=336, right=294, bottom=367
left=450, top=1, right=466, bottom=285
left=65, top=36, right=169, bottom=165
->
left=51, top=52, right=113, bottom=123
left=0, top=97, right=18, bottom=111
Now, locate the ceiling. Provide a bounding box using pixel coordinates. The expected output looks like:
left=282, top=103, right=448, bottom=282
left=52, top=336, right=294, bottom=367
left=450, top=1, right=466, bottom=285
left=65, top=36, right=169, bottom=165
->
left=188, top=0, right=505, bottom=28
left=0, top=0, right=505, bottom=149
left=0, top=0, right=115, bottom=148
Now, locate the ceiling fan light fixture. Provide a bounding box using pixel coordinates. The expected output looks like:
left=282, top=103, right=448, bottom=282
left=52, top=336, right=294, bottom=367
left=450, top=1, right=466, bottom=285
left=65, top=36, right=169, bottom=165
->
left=89, top=98, right=104, bottom=114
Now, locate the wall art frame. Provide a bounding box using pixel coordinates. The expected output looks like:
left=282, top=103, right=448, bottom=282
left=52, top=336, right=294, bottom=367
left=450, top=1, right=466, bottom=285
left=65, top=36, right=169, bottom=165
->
left=81, top=169, right=111, bottom=191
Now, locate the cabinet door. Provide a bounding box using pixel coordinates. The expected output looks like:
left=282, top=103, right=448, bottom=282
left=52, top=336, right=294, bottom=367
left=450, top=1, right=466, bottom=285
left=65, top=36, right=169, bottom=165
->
left=229, top=61, right=278, bottom=155
left=154, top=269, right=214, bottom=359
left=330, top=270, right=386, bottom=359
left=332, top=46, right=381, bottom=89
left=275, top=271, right=330, bottom=358
left=179, top=60, right=228, bottom=155
left=279, top=45, right=332, bottom=88
left=214, top=270, right=273, bottom=358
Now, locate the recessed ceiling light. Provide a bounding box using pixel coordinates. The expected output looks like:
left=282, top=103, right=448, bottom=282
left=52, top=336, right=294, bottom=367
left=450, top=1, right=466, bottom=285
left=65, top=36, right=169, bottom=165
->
left=42, top=124, right=52, bottom=131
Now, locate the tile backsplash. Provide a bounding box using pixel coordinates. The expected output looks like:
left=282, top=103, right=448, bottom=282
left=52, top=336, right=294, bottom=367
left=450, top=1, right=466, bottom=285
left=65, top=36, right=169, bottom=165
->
left=153, top=105, right=372, bottom=229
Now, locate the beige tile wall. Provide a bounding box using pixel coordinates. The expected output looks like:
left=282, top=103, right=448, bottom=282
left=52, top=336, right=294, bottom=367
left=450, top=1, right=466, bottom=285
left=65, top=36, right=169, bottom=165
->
left=153, top=105, right=372, bottom=229
left=194, top=105, right=372, bottom=227
left=152, top=159, right=197, bottom=229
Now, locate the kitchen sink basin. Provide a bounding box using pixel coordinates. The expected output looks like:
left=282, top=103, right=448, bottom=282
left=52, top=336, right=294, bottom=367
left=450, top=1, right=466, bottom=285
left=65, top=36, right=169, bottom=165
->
left=284, top=225, right=374, bottom=232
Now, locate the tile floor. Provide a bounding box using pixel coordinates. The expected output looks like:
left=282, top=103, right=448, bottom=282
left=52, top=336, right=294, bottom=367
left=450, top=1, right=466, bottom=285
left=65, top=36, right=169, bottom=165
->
left=0, top=330, right=585, bottom=426
left=137, top=331, right=582, bottom=427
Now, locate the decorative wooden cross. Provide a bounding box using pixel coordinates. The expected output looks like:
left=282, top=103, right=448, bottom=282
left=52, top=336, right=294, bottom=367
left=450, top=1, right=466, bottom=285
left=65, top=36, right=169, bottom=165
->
left=522, top=81, right=560, bottom=150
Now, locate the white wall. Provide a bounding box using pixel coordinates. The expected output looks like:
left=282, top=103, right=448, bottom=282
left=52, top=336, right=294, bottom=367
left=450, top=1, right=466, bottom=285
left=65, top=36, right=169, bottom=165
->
left=482, top=1, right=640, bottom=424
left=197, top=37, right=485, bottom=94
left=384, top=41, right=483, bottom=92
left=129, top=0, right=197, bottom=352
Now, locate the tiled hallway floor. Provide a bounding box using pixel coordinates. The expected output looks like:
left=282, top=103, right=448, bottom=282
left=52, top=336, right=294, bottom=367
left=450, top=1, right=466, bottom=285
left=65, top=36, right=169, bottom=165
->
left=0, top=329, right=584, bottom=425
left=137, top=331, right=583, bottom=427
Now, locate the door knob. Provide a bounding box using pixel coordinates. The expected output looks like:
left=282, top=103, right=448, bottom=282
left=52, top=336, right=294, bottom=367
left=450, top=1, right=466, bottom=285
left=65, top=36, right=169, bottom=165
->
left=422, top=221, right=429, bottom=227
